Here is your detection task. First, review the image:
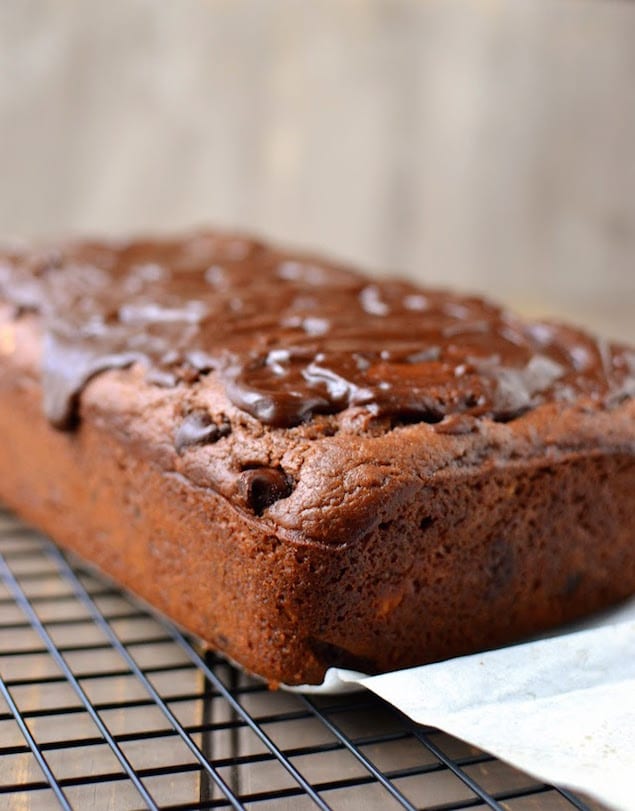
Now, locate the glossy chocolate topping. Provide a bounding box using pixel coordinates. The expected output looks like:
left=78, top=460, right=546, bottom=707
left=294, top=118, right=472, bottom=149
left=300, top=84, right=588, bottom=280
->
left=0, top=231, right=633, bottom=431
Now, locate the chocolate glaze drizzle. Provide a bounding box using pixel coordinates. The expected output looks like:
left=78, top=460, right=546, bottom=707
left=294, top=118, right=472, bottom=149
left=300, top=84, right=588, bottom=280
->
left=175, top=411, right=231, bottom=454
left=0, top=232, right=633, bottom=431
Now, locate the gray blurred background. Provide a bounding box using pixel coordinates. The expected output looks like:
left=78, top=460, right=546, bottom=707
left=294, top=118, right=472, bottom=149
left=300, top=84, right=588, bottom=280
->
left=1, top=0, right=634, bottom=340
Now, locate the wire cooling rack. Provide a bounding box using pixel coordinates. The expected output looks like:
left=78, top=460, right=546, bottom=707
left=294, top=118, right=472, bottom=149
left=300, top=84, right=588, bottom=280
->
left=0, top=506, right=608, bottom=811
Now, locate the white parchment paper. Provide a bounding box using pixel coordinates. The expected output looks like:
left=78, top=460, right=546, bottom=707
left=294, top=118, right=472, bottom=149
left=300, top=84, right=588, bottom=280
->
left=293, top=600, right=635, bottom=811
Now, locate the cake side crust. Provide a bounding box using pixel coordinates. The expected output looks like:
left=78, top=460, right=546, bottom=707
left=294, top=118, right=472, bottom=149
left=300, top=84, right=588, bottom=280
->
left=1, top=305, right=634, bottom=684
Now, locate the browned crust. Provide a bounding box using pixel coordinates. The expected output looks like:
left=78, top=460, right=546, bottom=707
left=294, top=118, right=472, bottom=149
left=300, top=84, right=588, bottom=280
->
left=1, top=305, right=634, bottom=685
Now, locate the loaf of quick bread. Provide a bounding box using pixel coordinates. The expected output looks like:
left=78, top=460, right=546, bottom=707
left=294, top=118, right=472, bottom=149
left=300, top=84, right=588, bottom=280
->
left=0, top=231, right=633, bottom=685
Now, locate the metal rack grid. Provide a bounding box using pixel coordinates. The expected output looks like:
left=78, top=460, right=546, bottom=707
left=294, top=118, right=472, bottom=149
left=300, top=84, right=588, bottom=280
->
left=0, top=506, right=606, bottom=811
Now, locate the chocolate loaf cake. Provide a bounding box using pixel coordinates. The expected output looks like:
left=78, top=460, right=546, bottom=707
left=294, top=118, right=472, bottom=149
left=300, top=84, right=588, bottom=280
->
left=0, top=231, right=633, bottom=686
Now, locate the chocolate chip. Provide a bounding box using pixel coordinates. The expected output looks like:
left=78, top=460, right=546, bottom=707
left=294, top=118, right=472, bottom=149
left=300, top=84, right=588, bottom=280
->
left=485, top=538, right=515, bottom=599
left=239, top=467, right=293, bottom=515
left=388, top=407, right=446, bottom=430
left=563, top=572, right=583, bottom=596
left=419, top=516, right=434, bottom=531
left=174, top=411, right=231, bottom=453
